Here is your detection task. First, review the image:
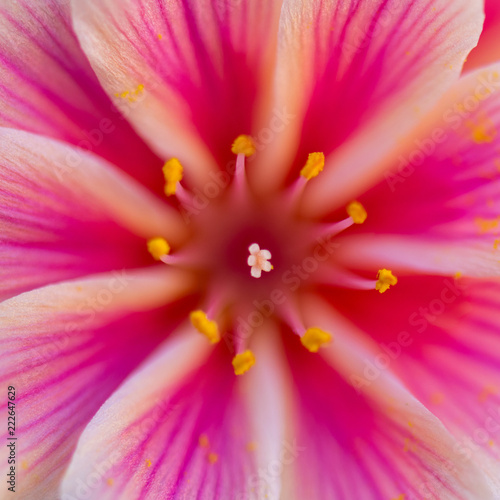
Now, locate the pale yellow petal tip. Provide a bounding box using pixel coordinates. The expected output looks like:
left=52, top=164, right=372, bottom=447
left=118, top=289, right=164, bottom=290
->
left=346, top=201, right=367, bottom=224
left=231, top=135, right=256, bottom=157
left=376, top=269, right=397, bottom=293
left=300, top=152, right=325, bottom=180
left=190, top=310, right=221, bottom=344
left=232, top=350, right=256, bottom=375
left=301, top=327, right=332, bottom=353
left=163, top=158, right=183, bottom=196
left=147, top=237, right=170, bottom=260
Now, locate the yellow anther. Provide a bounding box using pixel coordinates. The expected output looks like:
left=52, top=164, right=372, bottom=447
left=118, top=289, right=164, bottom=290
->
left=467, top=116, right=497, bottom=144
left=190, top=310, right=220, bottom=344
left=145, top=459, right=152, bottom=467
left=246, top=441, right=258, bottom=452
left=376, top=269, right=398, bottom=293
left=163, top=158, right=184, bottom=196
left=208, top=452, right=218, bottom=464
left=300, top=152, right=325, bottom=180
left=231, top=135, right=256, bottom=157
left=494, top=239, right=500, bottom=250
left=107, top=478, right=114, bottom=486
left=346, top=201, right=367, bottom=224
left=199, top=434, right=210, bottom=448
left=475, top=216, right=500, bottom=233
left=147, top=237, right=170, bottom=260
left=300, top=327, right=332, bottom=353
left=232, top=350, right=256, bottom=375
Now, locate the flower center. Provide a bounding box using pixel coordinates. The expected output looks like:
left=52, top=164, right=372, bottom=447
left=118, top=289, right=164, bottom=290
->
left=146, top=135, right=397, bottom=375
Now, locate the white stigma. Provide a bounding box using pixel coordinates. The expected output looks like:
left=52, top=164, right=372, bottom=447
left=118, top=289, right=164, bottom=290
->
left=247, top=243, right=273, bottom=279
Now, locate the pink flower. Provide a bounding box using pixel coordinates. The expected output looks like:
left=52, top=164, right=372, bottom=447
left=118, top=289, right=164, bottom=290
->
left=1, top=1, right=500, bottom=499
left=465, top=0, right=500, bottom=71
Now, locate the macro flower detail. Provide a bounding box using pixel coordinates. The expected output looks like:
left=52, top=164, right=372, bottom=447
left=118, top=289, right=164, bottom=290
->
left=1, top=0, right=500, bottom=499
left=247, top=243, right=273, bottom=279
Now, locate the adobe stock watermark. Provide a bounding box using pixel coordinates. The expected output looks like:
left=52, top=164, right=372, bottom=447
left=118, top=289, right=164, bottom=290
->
left=385, top=70, right=500, bottom=192
left=349, top=276, right=468, bottom=393
left=71, top=269, right=130, bottom=325
left=180, top=106, right=296, bottom=224
left=224, top=235, right=340, bottom=353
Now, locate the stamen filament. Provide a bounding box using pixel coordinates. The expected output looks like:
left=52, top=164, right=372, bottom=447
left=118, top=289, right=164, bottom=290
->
left=286, top=152, right=326, bottom=209
left=230, top=135, right=255, bottom=200
left=279, top=300, right=306, bottom=336
left=174, top=184, right=196, bottom=207
left=315, top=217, right=355, bottom=239
left=314, top=202, right=367, bottom=239
left=317, top=268, right=381, bottom=290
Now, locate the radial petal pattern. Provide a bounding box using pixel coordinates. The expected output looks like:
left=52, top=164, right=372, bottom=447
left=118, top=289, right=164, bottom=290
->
left=335, top=64, right=500, bottom=278
left=0, top=268, right=194, bottom=499
left=71, top=0, right=284, bottom=188
left=0, top=0, right=162, bottom=190
left=258, top=0, right=483, bottom=204
left=0, top=128, right=186, bottom=301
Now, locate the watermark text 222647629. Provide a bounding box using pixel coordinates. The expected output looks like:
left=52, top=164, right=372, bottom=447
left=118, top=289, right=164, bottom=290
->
left=7, top=386, right=16, bottom=493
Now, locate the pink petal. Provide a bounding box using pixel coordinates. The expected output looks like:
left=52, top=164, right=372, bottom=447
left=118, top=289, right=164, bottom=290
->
left=0, top=267, right=193, bottom=498
left=336, top=64, right=500, bottom=277
left=59, top=336, right=264, bottom=499
left=337, top=235, right=500, bottom=278
left=237, top=326, right=292, bottom=500
left=0, top=128, right=186, bottom=300
left=322, top=275, right=500, bottom=483
left=465, top=0, right=500, bottom=71
left=71, top=0, right=283, bottom=188
left=283, top=294, right=498, bottom=499
left=254, top=0, right=483, bottom=202
left=0, top=0, right=162, bottom=191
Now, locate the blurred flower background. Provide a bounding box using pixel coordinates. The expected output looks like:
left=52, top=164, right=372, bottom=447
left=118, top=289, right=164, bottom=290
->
left=1, top=1, right=500, bottom=500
